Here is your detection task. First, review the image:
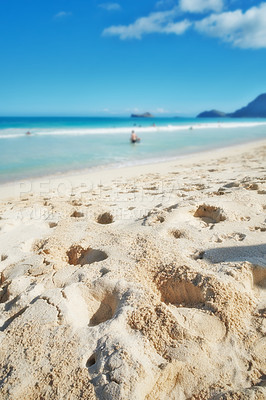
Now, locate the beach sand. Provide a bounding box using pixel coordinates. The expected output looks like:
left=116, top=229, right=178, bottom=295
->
left=0, top=140, right=265, bottom=399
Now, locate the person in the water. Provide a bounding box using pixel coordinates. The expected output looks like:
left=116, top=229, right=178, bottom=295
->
left=130, top=131, right=140, bottom=143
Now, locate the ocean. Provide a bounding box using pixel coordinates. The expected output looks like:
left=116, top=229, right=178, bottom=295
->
left=1, top=116, right=266, bottom=183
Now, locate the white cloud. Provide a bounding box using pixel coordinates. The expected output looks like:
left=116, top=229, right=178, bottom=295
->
left=102, top=1, right=266, bottom=49
left=180, top=0, right=224, bottom=13
left=103, top=9, right=191, bottom=39
left=195, top=2, right=266, bottom=48
left=164, top=20, right=192, bottom=34
left=156, top=108, right=169, bottom=113
left=126, top=107, right=140, bottom=113
left=99, top=3, right=121, bottom=11
left=54, top=11, right=72, bottom=19
left=155, top=0, right=176, bottom=8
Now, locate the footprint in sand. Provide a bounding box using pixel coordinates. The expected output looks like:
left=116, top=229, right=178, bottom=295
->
left=155, top=271, right=214, bottom=312
left=67, top=245, right=108, bottom=266
left=193, top=250, right=205, bottom=260
left=86, top=353, right=97, bottom=370
left=1, top=254, right=8, bottom=262
left=48, top=222, right=58, bottom=228
left=96, top=212, right=114, bottom=224
left=71, top=200, right=82, bottom=206
left=223, top=181, right=240, bottom=188
left=194, top=204, right=226, bottom=224
left=211, top=188, right=226, bottom=196
left=240, top=216, right=251, bottom=221
left=71, top=211, right=85, bottom=218
left=0, top=282, right=10, bottom=304
left=142, top=211, right=166, bottom=226
left=171, top=229, right=185, bottom=239
left=250, top=226, right=266, bottom=232
left=243, top=183, right=259, bottom=190
left=88, top=292, right=118, bottom=327
left=212, top=232, right=246, bottom=243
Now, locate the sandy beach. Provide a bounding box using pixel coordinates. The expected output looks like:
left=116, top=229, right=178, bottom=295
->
left=0, top=139, right=266, bottom=399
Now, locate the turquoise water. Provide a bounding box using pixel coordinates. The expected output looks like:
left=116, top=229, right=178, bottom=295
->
left=0, top=117, right=266, bottom=183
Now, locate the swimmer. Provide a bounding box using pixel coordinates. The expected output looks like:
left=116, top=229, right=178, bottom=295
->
left=130, top=130, right=140, bottom=143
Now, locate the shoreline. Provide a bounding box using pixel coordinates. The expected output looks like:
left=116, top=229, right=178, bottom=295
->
left=0, top=119, right=266, bottom=143
left=1, top=136, right=266, bottom=201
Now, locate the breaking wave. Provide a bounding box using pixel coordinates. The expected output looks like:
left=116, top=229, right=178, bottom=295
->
left=1, top=121, right=266, bottom=139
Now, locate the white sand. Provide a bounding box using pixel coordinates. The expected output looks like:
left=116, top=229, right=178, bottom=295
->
left=0, top=140, right=265, bottom=399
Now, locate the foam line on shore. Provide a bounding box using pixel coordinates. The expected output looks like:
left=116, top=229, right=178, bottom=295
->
left=1, top=121, right=266, bottom=139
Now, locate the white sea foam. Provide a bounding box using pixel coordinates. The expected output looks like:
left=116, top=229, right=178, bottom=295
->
left=0, top=133, right=26, bottom=139
left=0, top=121, right=266, bottom=139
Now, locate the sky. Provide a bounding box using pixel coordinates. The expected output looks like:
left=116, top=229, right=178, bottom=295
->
left=0, top=0, right=266, bottom=116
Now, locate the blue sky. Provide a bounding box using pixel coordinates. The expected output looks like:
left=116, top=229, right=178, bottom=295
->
left=0, top=0, right=265, bottom=116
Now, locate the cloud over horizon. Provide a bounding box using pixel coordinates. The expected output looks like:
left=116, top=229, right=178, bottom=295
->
left=54, top=11, right=72, bottom=19
left=99, top=3, right=121, bottom=11
left=103, top=1, right=266, bottom=49
left=103, top=8, right=191, bottom=39
left=180, top=0, right=224, bottom=13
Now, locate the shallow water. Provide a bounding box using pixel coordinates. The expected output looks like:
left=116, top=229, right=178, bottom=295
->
left=1, top=117, right=266, bottom=183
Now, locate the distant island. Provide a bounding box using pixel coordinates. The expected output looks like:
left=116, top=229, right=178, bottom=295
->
left=197, top=93, right=266, bottom=118
left=131, top=112, right=154, bottom=118
left=197, top=110, right=227, bottom=118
